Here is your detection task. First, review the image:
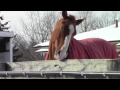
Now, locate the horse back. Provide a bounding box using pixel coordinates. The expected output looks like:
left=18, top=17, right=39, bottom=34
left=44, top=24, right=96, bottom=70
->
left=67, top=38, right=119, bottom=59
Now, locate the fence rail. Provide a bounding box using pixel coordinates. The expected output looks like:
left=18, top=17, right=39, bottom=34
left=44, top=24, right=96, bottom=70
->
left=0, top=59, right=120, bottom=79
left=0, top=71, right=120, bottom=79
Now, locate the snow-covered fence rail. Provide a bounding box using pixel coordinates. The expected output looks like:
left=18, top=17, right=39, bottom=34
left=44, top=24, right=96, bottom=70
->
left=0, top=59, right=120, bottom=79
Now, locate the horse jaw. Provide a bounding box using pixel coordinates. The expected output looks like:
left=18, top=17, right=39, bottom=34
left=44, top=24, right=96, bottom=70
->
left=54, top=24, right=74, bottom=60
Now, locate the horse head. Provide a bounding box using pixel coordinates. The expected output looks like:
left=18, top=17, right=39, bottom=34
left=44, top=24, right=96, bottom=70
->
left=48, top=11, right=85, bottom=60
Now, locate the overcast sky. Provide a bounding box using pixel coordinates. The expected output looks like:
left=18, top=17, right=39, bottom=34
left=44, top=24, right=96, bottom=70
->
left=1, top=11, right=103, bottom=21
left=1, top=11, right=27, bottom=30
left=0, top=11, right=104, bottom=31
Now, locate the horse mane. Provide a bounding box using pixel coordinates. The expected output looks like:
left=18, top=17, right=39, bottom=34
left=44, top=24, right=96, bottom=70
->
left=47, top=14, right=77, bottom=60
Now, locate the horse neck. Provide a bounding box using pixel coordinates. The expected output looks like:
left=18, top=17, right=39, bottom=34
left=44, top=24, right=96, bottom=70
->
left=48, top=36, right=65, bottom=60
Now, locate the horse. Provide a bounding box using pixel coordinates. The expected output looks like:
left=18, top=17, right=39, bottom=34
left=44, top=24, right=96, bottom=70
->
left=45, top=11, right=119, bottom=60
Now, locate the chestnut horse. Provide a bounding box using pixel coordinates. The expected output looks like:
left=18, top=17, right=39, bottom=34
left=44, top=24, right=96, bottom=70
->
left=45, top=11, right=119, bottom=60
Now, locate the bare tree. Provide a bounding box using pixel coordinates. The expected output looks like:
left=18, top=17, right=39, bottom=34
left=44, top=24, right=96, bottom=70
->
left=19, top=11, right=60, bottom=43
left=13, top=11, right=60, bottom=61
left=109, top=11, right=120, bottom=24
left=76, top=11, right=98, bottom=33
left=76, top=11, right=120, bottom=33
left=95, top=11, right=120, bottom=29
left=94, top=14, right=110, bottom=29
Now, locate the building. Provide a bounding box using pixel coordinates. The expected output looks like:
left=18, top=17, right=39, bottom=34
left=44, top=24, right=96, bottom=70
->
left=0, top=31, right=14, bottom=62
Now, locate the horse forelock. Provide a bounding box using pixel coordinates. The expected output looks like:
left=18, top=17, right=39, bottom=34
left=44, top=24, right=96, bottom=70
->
left=51, top=15, right=76, bottom=41
left=68, top=15, right=76, bottom=22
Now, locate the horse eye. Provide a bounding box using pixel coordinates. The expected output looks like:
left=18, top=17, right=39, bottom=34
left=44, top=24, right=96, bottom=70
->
left=62, top=21, right=65, bottom=24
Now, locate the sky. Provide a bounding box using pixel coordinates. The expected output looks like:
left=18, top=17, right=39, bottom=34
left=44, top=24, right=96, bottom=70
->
left=0, top=11, right=103, bottom=31
left=1, top=11, right=103, bottom=21
left=0, top=11, right=27, bottom=30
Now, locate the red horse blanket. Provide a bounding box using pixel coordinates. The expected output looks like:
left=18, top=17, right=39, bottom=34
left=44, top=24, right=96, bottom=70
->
left=67, top=38, right=119, bottom=59
left=45, top=38, right=119, bottom=60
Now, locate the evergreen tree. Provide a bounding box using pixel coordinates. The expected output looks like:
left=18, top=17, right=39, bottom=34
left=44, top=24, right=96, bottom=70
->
left=0, top=16, right=10, bottom=31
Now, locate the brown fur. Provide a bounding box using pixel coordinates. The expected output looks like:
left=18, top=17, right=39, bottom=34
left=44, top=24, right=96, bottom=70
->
left=46, top=11, right=84, bottom=60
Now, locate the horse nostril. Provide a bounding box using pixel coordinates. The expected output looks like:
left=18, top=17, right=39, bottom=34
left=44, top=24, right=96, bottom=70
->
left=58, top=50, right=61, bottom=54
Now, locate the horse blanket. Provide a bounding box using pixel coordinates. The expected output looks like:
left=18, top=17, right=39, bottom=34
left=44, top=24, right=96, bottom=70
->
left=45, top=38, right=119, bottom=60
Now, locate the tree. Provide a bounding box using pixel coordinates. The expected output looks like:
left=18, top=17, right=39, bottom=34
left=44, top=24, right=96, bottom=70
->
left=12, top=35, right=23, bottom=62
left=13, top=11, right=61, bottom=61
left=76, top=11, right=120, bottom=33
left=76, top=11, right=98, bottom=33
left=95, top=11, right=120, bottom=29
left=109, top=11, right=120, bottom=24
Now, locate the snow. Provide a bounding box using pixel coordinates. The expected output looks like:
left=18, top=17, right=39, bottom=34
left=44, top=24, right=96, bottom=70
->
left=33, top=41, right=49, bottom=48
left=74, top=22, right=120, bottom=42
left=35, top=49, right=48, bottom=52
left=117, top=43, right=120, bottom=46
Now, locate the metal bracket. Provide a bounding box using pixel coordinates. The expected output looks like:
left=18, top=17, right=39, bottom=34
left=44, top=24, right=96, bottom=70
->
left=103, top=73, right=109, bottom=79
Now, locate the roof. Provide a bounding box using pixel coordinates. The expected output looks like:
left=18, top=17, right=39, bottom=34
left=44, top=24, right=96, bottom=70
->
left=33, top=41, right=49, bottom=48
left=35, top=49, right=49, bottom=52
left=0, top=31, right=14, bottom=37
left=74, top=22, right=120, bottom=42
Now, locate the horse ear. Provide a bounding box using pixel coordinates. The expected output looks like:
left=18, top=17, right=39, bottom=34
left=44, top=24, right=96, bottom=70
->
left=62, top=11, right=68, bottom=19
left=76, top=18, right=85, bottom=25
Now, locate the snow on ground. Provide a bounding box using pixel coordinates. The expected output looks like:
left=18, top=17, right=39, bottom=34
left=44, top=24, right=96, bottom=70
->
left=117, top=43, right=120, bottom=46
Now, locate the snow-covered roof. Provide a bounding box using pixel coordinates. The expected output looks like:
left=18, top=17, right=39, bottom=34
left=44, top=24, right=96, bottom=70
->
left=34, top=22, right=120, bottom=52
left=74, top=22, right=120, bottom=42
left=33, top=41, right=49, bottom=48
left=35, top=49, right=48, bottom=52
left=0, top=31, right=14, bottom=37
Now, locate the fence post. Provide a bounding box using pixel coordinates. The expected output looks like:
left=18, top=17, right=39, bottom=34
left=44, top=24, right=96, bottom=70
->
left=115, top=19, right=118, bottom=28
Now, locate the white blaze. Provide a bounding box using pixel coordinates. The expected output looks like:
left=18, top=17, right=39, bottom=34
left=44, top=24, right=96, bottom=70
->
left=54, top=24, right=74, bottom=60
